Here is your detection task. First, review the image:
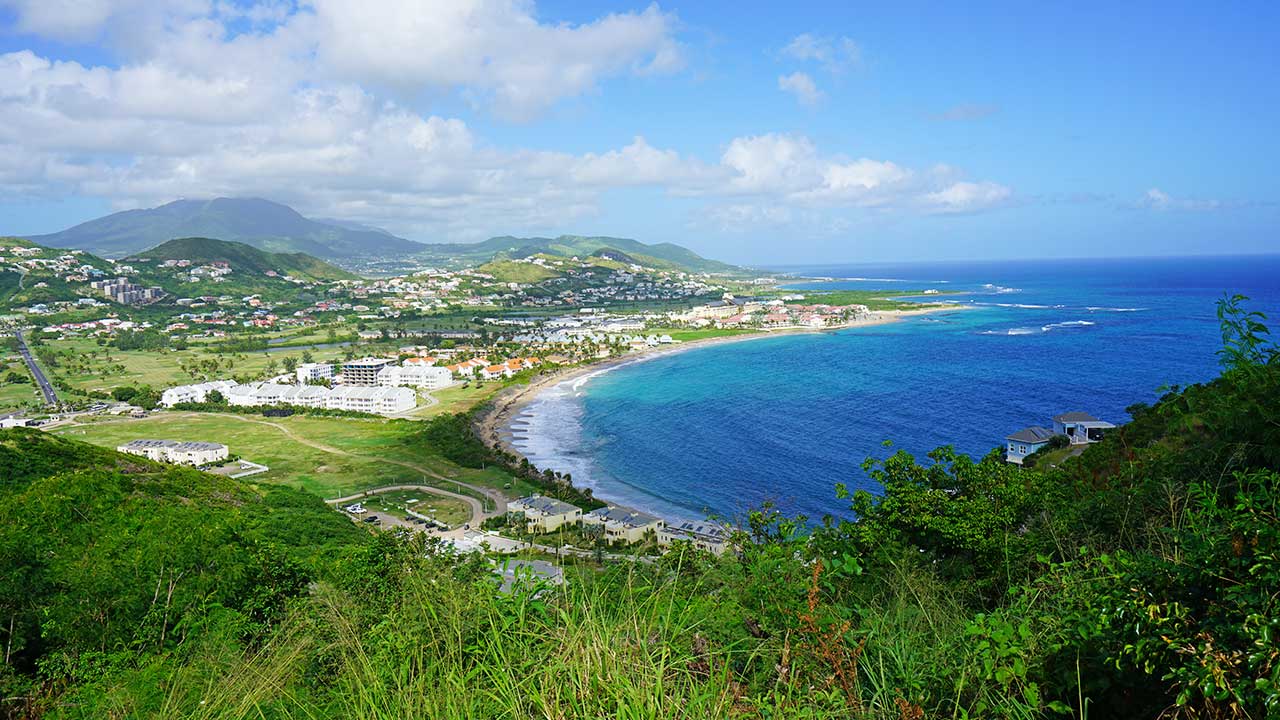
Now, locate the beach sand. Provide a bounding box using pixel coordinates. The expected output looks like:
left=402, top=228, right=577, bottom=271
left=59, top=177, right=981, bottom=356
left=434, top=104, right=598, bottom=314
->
left=474, top=304, right=967, bottom=465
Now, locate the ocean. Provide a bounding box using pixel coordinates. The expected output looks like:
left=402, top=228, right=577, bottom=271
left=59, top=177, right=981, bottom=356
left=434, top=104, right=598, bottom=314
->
left=508, top=255, right=1280, bottom=524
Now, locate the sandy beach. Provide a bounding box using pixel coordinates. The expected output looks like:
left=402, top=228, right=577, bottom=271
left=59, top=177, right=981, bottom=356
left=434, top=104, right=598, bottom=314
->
left=475, top=304, right=967, bottom=463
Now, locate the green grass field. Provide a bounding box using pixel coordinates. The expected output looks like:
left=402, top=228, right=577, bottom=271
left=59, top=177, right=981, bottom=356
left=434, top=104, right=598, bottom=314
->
left=52, top=411, right=531, bottom=501
left=361, top=489, right=471, bottom=527
left=410, top=383, right=504, bottom=419
left=0, top=380, right=40, bottom=411
left=38, top=337, right=351, bottom=394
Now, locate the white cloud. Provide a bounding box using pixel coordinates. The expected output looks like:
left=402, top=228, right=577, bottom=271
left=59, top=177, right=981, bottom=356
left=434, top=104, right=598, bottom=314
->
left=781, top=33, right=862, bottom=73
left=1135, top=187, right=1224, bottom=211
left=777, top=72, right=823, bottom=107
left=0, top=3, right=1015, bottom=240
left=311, top=0, right=682, bottom=119
left=924, top=181, right=1014, bottom=214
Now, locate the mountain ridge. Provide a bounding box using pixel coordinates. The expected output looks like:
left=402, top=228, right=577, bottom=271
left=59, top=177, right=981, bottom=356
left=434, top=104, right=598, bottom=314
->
left=28, top=198, right=426, bottom=260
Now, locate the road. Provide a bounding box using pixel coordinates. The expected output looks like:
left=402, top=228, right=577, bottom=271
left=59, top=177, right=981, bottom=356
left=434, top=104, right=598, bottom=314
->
left=14, top=330, right=57, bottom=406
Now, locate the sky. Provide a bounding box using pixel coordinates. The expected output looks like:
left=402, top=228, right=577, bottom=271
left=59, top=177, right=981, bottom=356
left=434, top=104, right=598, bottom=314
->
left=0, top=0, right=1276, bottom=265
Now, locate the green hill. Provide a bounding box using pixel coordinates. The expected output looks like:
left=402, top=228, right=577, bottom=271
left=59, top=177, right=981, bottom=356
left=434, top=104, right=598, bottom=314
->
left=128, top=237, right=358, bottom=282
left=417, top=234, right=748, bottom=275
left=27, top=197, right=425, bottom=260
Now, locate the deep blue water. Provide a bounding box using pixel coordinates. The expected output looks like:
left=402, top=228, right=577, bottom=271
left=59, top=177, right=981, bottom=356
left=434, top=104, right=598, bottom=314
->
left=510, top=255, right=1280, bottom=523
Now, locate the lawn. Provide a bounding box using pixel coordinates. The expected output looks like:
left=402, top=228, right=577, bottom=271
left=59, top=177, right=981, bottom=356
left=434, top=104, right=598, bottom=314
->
left=0, top=381, right=40, bottom=411
left=646, top=327, right=756, bottom=342
left=411, top=383, right=504, bottom=419
left=53, top=411, right=531, bottom=501
left=361, top=489, right=471, bottom=528
left=38, top=337, right=351, bottom=394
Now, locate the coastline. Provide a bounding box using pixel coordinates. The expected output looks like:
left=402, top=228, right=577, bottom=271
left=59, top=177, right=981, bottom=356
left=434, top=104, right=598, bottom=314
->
left=475, top=304, right=967, bottom=479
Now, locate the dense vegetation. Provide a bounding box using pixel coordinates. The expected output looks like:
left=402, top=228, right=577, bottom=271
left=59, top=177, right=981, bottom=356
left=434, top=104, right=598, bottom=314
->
left=1, top=297, right=1276, bottom=719
left=128, top=238, right=357, bottom=282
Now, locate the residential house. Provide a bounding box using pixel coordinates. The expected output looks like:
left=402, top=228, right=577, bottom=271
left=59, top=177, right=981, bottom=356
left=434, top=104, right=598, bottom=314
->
left=507, top=495, right=582, bottom=533
left=1053, top=412, right=1116, bottom=444
left=1005, top=426, right=1057, bottom=465
left=582, top=505, right=664, bottom=544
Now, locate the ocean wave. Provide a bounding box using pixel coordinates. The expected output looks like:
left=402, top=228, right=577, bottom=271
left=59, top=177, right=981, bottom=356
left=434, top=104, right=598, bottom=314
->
left=1086, top=306, right=1147, bottom=312
left=840, top=277, right=950, bottom=284
left=1043, top=320, right=1096, bottom=330
left=980, top=320, right=1096, bottom=336
left=981, top=283, right=1022, bottom=294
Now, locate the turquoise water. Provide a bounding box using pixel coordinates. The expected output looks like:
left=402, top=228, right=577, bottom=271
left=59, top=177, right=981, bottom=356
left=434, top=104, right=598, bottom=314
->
left=509, top=255, right=1280, bottom=523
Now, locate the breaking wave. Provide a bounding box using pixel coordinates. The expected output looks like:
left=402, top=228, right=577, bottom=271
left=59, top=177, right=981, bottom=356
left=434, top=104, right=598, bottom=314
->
left=980, top=320, right=1096, bottom=336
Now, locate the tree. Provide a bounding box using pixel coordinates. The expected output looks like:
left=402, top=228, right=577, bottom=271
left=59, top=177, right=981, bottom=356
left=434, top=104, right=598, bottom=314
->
left=206, top=389, right=226, bottom=406
left=282, top=357, right=298, bottom=373
left=110, top=386, right=137, bottom=402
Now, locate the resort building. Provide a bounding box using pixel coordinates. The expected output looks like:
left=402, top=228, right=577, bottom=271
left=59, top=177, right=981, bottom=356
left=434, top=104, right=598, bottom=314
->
left=658, top=520, right=731, bottom=555
left=324, top=386, right=416, bottom=414
left=191, top=381, right=414, bottom=415
left=445, top=358, right=488, bottom=377
left=582, top=505, right=664, bottom=544
left=1005, top=426, right=1057, bottom=465
left=117, top=439, right=228, bottom=466
left=507, top=495, right=582, bottom=533
left=342, top=357, right=395, bottom=386
left=295, top=362, right=334, bottom=383
left=1053, top=412, right=1116, bottom=445
left=159, top=380, right=237, bottom=407
left=377, top=364, right=453, bottom=390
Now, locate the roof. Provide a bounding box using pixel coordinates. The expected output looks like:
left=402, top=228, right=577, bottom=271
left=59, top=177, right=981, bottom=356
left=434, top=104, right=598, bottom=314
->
left=1006, top=426, right=1057, bottom=443
left=1054, top=412, right=1099, bottom=423
left=511, top=495, right=581, bottom=516
left=123, top=439, right=226, bottom=451
left=585, top=505, right=662, bottom=528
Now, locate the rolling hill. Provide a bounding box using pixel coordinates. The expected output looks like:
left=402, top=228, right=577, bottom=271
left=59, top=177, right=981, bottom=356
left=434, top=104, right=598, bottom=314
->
left=128, top=238, right=357, bottom=282
left=416, top=234, right=746, bottom=274
left=28, top=198, right=425, bottom=260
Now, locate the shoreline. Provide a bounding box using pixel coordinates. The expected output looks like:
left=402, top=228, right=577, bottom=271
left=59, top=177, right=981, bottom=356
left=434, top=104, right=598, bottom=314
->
left=474, top=303, right=968, bottom=490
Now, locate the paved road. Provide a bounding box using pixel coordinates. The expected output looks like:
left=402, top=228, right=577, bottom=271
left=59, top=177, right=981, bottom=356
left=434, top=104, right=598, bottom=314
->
left=14, top=330, right=57, bottom=406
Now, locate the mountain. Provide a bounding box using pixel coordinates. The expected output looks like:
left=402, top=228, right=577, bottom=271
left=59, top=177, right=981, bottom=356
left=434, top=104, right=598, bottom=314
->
left=127, top=237, right=357, bottom=282
left=415, top=234, right=746, bottom=274
left=28, top=198, right=425, bottom=260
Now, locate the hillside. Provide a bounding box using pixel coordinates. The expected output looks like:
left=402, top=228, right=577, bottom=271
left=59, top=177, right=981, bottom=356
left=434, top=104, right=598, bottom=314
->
left=128, top=237, right=357, bottom=282
left=2, top=300, right=1275, bottom=719
left=27, top=197, right=425, bottom=260
left=474, top=257, right=564, bottom=283
left=417, top=234, right=747, bottom=274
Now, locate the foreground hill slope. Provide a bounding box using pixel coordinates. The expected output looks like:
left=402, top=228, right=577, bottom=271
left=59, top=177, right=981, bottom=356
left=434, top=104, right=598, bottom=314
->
left=28, top=198, right=425, bottom=259
left=2, top=300, right=1276, bottom=719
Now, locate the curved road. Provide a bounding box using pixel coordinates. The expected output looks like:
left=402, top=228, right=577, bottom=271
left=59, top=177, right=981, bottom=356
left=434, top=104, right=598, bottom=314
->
left=14, top=330, right=57, bottom=406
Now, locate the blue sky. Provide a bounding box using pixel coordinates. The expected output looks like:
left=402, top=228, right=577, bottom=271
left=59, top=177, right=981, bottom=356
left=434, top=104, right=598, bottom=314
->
left=0, top=1, right=1276, bottom=264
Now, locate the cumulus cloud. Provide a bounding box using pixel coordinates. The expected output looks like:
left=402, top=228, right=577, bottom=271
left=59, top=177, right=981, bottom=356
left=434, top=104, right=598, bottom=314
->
left=1134, top=187, right=1227, bottom=212
left=0, top=2, right=1016, bottom=240
left=777, top=72, right=823, bottom=107
left=781, top=33, right=862, bottom=73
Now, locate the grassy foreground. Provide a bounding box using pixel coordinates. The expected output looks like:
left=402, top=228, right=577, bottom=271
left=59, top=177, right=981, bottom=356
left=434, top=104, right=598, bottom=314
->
left=3, top=296, right=1279, bottom=719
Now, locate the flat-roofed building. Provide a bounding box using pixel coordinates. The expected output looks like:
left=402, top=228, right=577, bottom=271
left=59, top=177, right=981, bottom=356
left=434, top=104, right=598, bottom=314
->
left=507, top=495, right=582, bottom=533
left=296, top=362, right=333, bottom=383
left=377, top=364, right=453, bottom=390
left=117, top=439, right=228, bottom=466
left=342, top=357, right=395, bottom=386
